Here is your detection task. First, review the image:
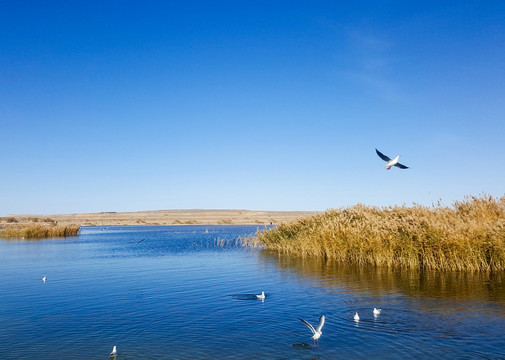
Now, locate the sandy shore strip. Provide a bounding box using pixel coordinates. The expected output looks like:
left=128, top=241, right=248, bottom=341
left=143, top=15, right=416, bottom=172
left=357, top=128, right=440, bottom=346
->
left=2, top=209, right=318, bottom=227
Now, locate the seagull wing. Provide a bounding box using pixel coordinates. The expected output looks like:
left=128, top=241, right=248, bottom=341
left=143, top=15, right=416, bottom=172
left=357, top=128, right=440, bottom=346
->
left=298, top=318, right=316, bottom=335
left=394, top=162, right=409, bottom=169
left=316, top=315, right=325, bottom=332
left=375, top=149, right=392, bottom=162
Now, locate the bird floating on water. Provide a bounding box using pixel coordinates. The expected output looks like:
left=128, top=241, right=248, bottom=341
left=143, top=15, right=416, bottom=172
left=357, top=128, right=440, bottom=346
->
left=373, top=308, right=381, bottom=316
left=110, top=346, right=117, bottom=357
left=256, top=291, right=265, bottom=300
left=375, top=148, right=409, bottom=170
left=354, top=312, right=360, bottom=322
left=298, top=315, right=325, bottom=346
left=42, top=276, right=46, bottom=283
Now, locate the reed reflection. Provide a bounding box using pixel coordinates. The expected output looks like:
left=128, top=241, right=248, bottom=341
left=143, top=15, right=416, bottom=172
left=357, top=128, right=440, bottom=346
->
left=259, top=251, right=505, bottom=305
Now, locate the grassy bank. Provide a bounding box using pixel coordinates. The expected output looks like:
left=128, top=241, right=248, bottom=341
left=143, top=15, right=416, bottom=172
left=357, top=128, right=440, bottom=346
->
left=255, top=195, right=505, bottom=272
left=0, top=224, right=81, bottom=239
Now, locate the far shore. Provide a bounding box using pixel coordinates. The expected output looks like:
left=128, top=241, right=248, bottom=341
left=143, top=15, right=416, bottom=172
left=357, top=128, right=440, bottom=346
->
left=1, top=209, right=318, bottom=227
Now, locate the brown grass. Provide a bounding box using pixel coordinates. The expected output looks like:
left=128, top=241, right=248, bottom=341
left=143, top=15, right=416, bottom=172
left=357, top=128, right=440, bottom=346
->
left=0, top=224, right=81, bottom=239
left=0, top=216, right=18, bottom=223
left=255, top=195, right=505, bottom=272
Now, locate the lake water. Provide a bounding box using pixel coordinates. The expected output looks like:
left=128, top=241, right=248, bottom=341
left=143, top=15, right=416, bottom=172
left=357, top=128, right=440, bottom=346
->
left=1, top=225, right=504, bottom=359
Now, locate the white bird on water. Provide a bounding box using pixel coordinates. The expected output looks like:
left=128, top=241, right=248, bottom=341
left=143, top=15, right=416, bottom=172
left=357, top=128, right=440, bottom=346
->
left=298, top=315, right=325, bottom=346
left=42, top=276, right=46, bottom=283
left=373, top=308, right=381, bottom=316
left=110, top=346, right=117, bottom=357
left=375, top=149, right=409, bottom=170
left=256, top=291, right=265, bottom=300
left=354, top=312, right=360, bottom=322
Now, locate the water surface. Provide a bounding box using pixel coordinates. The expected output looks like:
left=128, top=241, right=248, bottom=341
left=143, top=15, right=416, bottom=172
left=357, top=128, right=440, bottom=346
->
left=1, top=225, right=504, bottom=359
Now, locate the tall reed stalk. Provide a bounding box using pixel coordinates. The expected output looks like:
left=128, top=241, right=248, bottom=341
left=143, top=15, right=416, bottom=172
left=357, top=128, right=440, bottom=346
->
left=255, top=195, right=505, bottom=272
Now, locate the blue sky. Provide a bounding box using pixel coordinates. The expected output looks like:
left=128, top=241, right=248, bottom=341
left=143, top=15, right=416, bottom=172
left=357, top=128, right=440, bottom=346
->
left=1, top=1, right=504, bottom=215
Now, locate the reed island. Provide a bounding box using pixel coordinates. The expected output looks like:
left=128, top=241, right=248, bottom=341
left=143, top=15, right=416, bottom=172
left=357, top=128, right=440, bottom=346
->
left=255, top=195, right=505, bottom=272
left=0, top=219, right=80, bottom=239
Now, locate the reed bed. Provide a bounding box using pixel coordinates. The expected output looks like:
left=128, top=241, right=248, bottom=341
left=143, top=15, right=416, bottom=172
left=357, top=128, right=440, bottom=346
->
left=214, top=235, right=265, bottom=249
left=255, top=195, right=505, bottom=272
left=0, top=224, right=81, bottom=239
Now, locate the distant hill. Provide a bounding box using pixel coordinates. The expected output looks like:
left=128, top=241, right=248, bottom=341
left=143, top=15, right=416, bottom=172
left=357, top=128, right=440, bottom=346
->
left=2, top=209, right=318, bottom=227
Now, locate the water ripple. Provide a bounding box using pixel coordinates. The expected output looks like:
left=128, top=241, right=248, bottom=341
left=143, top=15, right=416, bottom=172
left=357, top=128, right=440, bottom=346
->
left=1, top=226, right=504, bottom=359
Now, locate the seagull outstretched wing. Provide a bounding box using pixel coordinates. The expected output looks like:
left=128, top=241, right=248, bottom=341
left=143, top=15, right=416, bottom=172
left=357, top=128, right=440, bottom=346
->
left=375, top=148, right=391, bottom=162
left=316, top=315, right=325, bottom=332
left=394, top=162, right=409, bottom=169
left=298, top=318, right=316, bottom=335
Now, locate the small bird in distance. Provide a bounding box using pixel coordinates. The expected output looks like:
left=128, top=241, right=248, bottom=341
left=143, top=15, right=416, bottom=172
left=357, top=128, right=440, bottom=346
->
left=373, top=308, right=381, bottom=316
left=256, top=291, right=265, bottom=300
left=376, top=148, right=409, bottom=170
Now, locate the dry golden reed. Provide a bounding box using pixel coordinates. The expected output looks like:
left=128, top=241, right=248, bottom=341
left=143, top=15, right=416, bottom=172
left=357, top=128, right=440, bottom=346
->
left=0, top=224, right=81, bottom=239
left=255, top=195, right=505, bottom=272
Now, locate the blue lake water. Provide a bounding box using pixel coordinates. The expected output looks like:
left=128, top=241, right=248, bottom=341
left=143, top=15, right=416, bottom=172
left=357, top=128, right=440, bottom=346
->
left=1, top=225, right=504, bottom=359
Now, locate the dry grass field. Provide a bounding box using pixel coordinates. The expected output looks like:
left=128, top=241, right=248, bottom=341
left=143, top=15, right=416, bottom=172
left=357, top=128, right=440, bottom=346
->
left=0, top=209, right=317, bottom=227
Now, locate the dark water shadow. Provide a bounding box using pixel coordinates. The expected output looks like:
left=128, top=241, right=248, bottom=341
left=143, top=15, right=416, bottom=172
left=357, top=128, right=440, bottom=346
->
left=231, top=294, right=269, bottom=301
left=291, top=345, right=321, bottom=360
left=257, top=251, right=505, bottom=307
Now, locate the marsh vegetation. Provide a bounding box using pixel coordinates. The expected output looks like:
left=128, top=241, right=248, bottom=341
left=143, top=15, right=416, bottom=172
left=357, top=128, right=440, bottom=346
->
left=0, top=224, right=81, bottom=239
left=255, top=195, right=505, bottom=272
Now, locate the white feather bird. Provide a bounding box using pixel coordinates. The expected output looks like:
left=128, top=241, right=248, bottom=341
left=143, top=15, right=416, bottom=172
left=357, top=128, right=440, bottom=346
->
left=298, top=315, right=325, bottom=345
left=256, top=291, right=265, bottom=300
left=376, top=149, right=409, bottom=170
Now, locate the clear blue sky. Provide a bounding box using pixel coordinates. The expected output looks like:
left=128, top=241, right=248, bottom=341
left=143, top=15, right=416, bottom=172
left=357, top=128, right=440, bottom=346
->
left=1, top=1, right=504, bottom=215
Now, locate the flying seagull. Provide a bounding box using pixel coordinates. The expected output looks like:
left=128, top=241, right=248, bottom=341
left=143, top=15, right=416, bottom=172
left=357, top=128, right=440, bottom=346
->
left=298, top=315, right=325, bottom=346
left=256, top=291, right=265, bottom=300
left=375, top=149, right=409, bottom=170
